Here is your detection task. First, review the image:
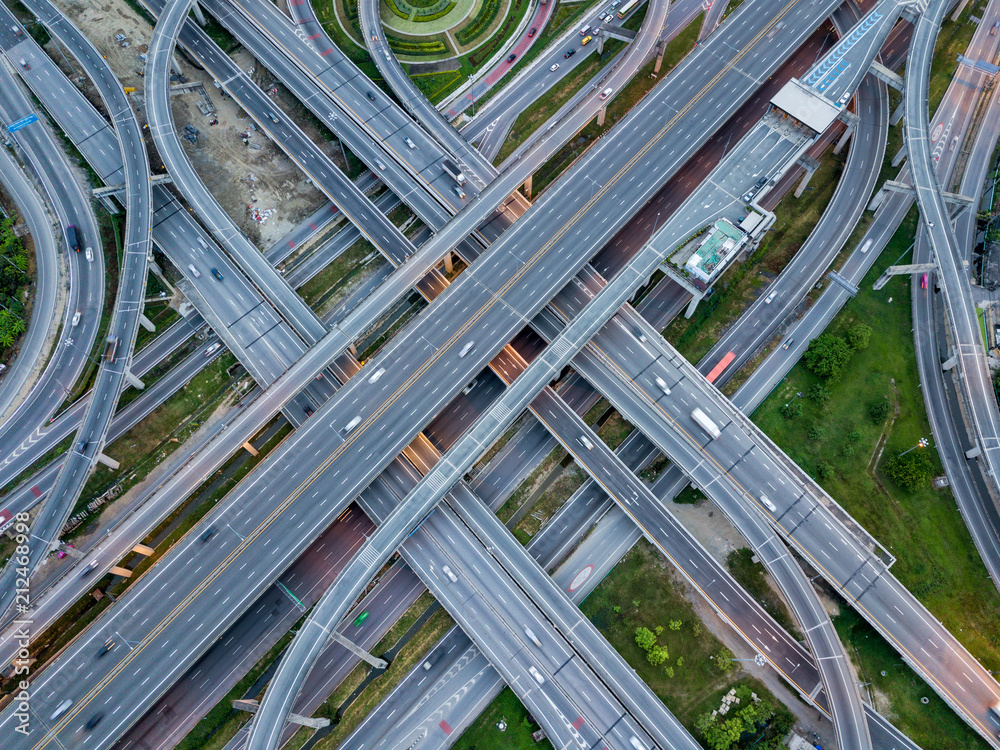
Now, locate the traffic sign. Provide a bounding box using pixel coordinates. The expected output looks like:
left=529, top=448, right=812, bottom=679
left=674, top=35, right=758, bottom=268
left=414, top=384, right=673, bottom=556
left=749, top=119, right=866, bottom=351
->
left=6, top=114, right=38, bottom=132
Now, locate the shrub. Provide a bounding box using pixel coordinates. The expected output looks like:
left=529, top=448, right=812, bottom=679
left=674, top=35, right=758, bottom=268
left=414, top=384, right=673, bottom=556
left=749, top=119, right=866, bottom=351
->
left=634, top=626, right=656, bottom=651
left=869, top=399, right=890, bottom=424
left=779, top=401, right=802, bottom=419
left=456, top=0, right=502, bottom=44
left=807, top=426, right=824, bottom=441
left=817, top=462, right=835, bottom=479
left=847, top=322, right=873, bottom=350
left=668, top=619, right=682, bottom=631
left=848, top=430, right=862, bottom=443
left=802, top=333, right=853, bottom=379
left=714, top=647, right=735, bottom=673
left=841, top=443, right=856, bottom=457
left=884, top=451, right=933, bottom=490
left=807, top=383, right=831, bottom=403
left=647, top=644, right=669, bottom=666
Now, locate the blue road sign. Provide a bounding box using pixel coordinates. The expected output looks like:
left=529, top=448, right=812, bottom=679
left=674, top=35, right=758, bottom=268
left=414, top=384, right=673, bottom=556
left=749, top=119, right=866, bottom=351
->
left=6, top=114, right=38, bottom=132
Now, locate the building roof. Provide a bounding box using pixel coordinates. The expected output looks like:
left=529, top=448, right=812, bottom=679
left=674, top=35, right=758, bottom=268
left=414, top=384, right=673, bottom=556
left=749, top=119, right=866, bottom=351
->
left=770, top=78, right=841, bottom=134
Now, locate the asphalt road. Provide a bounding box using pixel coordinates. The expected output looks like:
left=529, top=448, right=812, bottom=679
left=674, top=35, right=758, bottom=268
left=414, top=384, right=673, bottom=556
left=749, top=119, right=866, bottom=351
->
left=0, top=0, right=154, bottom=623
left=0, top=1, right=856, bottom=746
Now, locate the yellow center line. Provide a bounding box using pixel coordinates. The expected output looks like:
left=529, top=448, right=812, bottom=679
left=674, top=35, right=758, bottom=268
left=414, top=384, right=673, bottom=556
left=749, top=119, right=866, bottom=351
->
left=31, top=4, right=808, bottom=744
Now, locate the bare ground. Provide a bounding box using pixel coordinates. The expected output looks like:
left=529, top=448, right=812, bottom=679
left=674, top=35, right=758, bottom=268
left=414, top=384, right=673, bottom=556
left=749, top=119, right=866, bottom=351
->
left=53, top=0, right=332, bottom=248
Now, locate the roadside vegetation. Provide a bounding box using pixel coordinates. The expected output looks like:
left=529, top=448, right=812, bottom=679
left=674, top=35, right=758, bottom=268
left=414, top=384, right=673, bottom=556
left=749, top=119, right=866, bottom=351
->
left=0, top=213, right=32, bottom=353
left=452, top=687, right=554, bottom=749
left=753, top=211, right=1000, bottom=744
left=929, top=0, right=988, bottom=113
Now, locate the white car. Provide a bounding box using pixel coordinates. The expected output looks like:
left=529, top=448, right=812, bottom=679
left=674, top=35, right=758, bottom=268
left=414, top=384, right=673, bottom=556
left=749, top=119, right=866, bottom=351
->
left=49, top=699, right=73, bottom=721
left=71, top=311, right=81, bottom=327
left=368, top=367, right=385, bottom=384
left=528, top=666, right=545, bottom=684
left=549, top=63, right=560, bottom=72
left=84, top=247, right=93, bottom=262
left=204, top=342, right=221, bottom=357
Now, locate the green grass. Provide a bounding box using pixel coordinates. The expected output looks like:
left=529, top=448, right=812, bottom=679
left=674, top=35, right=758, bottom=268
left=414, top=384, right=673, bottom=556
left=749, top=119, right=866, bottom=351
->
left=753, top=208, right=1000, bottom=678
left=451, top=687, right=554, bottom=749
left=514, top=462, right=587, bottom=540
left=531, top=13, right=702, bottom=195
left=835, top=608, right=991, bottom=750
left=581, top=541, right=790, bottom=734
left=597, top=410, right=634, bottom=450
left=726, top=548, right=799, bottom=638
left=298, top=237, right=380, bottom=311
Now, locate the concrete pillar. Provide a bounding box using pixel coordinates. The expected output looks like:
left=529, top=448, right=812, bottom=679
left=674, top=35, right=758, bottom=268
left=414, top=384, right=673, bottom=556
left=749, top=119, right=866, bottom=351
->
left=331, top=632, right=389, bottom=670
left=868, top=188, right=886, bottom=212
left=794, top=168, right=815, bottom=198
left=109, top=565, right=132, bottom=578
left=171, top=54, right=183, bottom=78
left=132, top=543, right=155, bottom=556
left=942, top=354, right=958, bottom=370
left=97, top=453, right=120, bottom=470
left=597, top=107, right=606, bottom=127
left=232, top=700, right=330, bottom=728
left=124, top=369, right=145, bottom=390
left=833, top=123, right=855, bottom=155
left=443, top=251, right=453, bottom=275
left=596, top=33, right=604, bottom=55
left=891, top=144, right=907, bottom=168
left=684, top=293, right=703, bottom=319
left=523, top=174, right=532, bottom=199
left=139, top=313, right=155, bottom=332
left=191, top=1, right=207, bottom=25
left=242, top=441, right=259, bottom=456
left=654, top=41, right=664, bottom=74
left=890, top=99, right=905, bottom=126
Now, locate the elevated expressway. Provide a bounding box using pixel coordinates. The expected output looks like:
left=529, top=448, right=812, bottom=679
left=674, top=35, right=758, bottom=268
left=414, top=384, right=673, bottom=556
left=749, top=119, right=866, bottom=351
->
left=0, top=0, right=154, bottom=620
left=0, top=33, right=105, bottom=493
left=0, top=0, right=860, bottom=745
left=905, top=0, right=1000, bottom=554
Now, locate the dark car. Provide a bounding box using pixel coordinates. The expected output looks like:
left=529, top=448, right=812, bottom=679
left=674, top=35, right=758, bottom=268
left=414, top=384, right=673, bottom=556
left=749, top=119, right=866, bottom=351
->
left=97, top=638, right=115, bottom=658
left=366, top=90, right=376, bottom=102
left=199, top=526, right=216, bottom=543
left=79, top=560, right=98, bottom=579
left=528, top=27, right=537, bottom=37
left=211, top=267, right=223, bottom=281
left=506, top=53, right=517, bottom=63
left=84, top=713, right=104, bottom=731
left=564, top=48, right=576, bottom=59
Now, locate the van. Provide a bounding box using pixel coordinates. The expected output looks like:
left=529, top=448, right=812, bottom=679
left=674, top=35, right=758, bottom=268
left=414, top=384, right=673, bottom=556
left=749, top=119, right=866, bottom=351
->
left=578, top=436, right=594, bottom=450
left=655, top=376, right=670, bottom=395
left=579, top=25, right=590, bottom=35
left=188, top=264, right=201, bottom=278
left=368, top=367, right=385, bottom=384
left=759, top=494, right=777, bottom=513
left=599, top=87, right=613, bottom=100
left=85, top=247, right=93, bottom=262
left=581, top=35, right=593, bottom=45
left=442, top=565, right=458, bottom=582
left=343, top=416, right=362, bottom=433
left=525, top=627, right=542, bottom=648
left=459, top=341, right=474, bottom=357
left=71, top=311, right=81, bottom=327
left=66, top=224, right=81, bottom=252
left=200, top=526, right=216, bottom=542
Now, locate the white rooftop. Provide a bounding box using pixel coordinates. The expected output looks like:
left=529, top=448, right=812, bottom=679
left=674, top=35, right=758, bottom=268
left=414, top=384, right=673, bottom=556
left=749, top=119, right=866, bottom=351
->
left=770, top=78, right=841, bottom=134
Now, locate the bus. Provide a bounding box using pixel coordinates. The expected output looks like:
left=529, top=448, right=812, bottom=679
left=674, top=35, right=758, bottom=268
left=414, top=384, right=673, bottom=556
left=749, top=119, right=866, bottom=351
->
left=617, top=0, right=639, bottom=19
left=705, top=351, right=735, bottom=384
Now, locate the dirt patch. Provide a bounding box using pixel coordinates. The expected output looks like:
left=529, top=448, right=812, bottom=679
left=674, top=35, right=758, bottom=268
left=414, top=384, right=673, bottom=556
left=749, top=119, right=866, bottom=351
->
left=54, top=0, right=330, bottom=248
left=668, top=497, right=747, bottom=564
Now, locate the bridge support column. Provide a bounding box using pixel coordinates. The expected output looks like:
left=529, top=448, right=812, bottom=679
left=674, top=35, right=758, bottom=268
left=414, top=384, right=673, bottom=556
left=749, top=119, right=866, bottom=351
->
left=331, top=632, right=389, bottom=669
left=833, top=123, right=855, bottom=155
left=597, top=107, right=606, bottom=127
left=891, top=143, right=907, bottom=168
left=139, top=313, right=156, bottom=332
left=124, top=369, right=145, bottom=390
left=523, top=174, right=532, bottom=199
left=794, top=167, right=815, bottom=198
left=890, top=98, right=905, bottom=126
left=232, top=700, right=330, bottom=728
left=966, top=444, right=982, bottom=459
left=684, top=290, right=706, bottom=318
left=443, top=251, right=453, bottom=275
left=97, top=453, right=120, bottom=470
left=942, top=353, right=958, bottom=371
left=654, top=40, right=664, bottom=73
left=191, top=1, right=207, bottom=25
left=242, top=441, right=259, bottom=456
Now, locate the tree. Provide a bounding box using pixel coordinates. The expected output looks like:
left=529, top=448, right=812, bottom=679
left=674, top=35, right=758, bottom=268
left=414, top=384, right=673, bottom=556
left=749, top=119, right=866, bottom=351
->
left=817, top=462, right=835, bottom=480
left=807, top=383, right=831, bottom=403
left=807, top=426, right=824, bottom=441
left=802, top=333, right=853, bottom=379
left=869, top=399, right=891, bottom=424
left=884, top=451, right=933, bottom=490
left=846, top=322, right=873, bottom=350
left=714, top=647, right=735, bottom=674
left=634, top=626, right=656, bottom=652
left=779, top=400, right=802, bottom=419
left=647, top=644, right=669, bottom=666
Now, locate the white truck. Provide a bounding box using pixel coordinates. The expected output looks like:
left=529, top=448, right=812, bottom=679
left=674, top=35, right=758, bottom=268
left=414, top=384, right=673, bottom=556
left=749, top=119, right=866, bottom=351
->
left=691, top=407, right=721, bottom=439
left=442, top=158, right=467, bottom=186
